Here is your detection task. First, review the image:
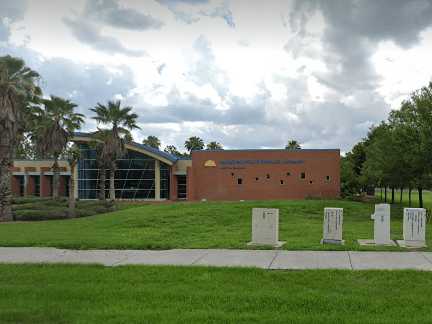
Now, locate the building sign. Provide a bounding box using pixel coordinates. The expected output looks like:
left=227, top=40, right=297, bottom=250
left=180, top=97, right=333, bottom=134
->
left=220, top=159, right=304, bottom=166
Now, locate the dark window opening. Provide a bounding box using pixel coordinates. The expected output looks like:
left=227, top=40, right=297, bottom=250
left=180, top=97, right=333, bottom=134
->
left=177, top=175, right=187, bottom=200
left=231, top=172, right=234, bottom=176
left=18, top=176, right=25, bottom=196
left=309, top=180, right=313, bottom=184
left=300, top=172, right=306, bottom=179
left=255, top=177, right=259, bottom=181
left=266, top=174, right=270, bottom=179
left=286, top=172, right=291, bottom=176
left=280, top=180, right=284, bottom=185
left=34, top=176, right=40, bottom=196
left=326, top=175, right=331, bottom=182
left=237, top=178, right=243, bottom=185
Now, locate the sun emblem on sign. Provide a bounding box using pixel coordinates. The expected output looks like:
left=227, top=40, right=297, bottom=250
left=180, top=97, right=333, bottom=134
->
left=204, top=160, right=216, bottom=167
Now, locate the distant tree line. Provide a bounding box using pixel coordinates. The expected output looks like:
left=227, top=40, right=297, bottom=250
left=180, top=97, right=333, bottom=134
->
left=342, top=82, right=432, bottom=208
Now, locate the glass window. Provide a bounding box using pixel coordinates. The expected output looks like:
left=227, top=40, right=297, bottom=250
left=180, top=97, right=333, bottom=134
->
left=77, top=143, right=170, bottom=200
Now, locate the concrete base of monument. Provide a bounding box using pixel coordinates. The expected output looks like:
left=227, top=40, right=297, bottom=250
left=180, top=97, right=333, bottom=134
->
left=247, top=241, right=286, bottom=248
left=396, top=240, right=427, bottom=248
left=320, top=239, right=345, bottom=245
left=357, top=239, right=397, bottom=247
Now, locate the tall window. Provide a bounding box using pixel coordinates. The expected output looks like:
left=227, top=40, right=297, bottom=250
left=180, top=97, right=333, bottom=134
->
left=77, top=144, right=170, bottom=199
left=34, top=176, right=40, bottom=196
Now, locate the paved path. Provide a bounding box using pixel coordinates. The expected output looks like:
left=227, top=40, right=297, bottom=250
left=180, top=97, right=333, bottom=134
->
left=2, top=247, right=432, bottom=270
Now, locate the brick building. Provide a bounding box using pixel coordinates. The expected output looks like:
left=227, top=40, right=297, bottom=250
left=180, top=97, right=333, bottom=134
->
left=11, top=133, right=340, bottom=201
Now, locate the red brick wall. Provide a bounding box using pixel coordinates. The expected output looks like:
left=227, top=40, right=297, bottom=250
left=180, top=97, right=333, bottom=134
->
left=189, top=150, right=340, bottom=201
left=41, top=175, right=52, bottom=197
left=170, top=169, right=178, bottom=200
left=26, top=175, right=35, bottom=196
left=11, top=176, right=21, bottom=196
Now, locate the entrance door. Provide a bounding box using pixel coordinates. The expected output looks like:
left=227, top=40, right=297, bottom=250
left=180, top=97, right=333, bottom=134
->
left=177, top=175, right=187, bottom=200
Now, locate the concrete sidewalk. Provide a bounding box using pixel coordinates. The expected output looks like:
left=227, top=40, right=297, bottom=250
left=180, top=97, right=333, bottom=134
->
left=1, top=247, right=432, bottom=270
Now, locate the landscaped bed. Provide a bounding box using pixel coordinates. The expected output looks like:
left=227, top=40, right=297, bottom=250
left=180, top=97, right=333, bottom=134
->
left=0, top=198, right=431, bottom=250
left=0, top=264, right=431, bottom=323
left=11, top=196, right=136, bottom=221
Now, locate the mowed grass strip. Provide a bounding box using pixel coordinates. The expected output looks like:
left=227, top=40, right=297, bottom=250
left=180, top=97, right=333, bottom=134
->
left=0, top=199, right=430, bottom=250
left=0, top=264, right=431, bottom=323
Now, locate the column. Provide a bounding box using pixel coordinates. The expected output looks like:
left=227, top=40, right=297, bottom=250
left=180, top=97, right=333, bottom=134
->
left=155, top=160, right=160, bottom=200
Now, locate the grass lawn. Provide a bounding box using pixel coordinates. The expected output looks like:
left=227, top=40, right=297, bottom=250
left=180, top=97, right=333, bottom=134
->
left=0, top=199, right=431, bottom=251
left=375, top=189, right=432, bottom=209
left=0, top=264, right=431, bottom=323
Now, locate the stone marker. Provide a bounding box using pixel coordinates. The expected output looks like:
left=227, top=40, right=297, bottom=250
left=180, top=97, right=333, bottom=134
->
left=397, top=208, right=427, bottom=248
left=321, top=208, right=344, bottom=245
left=359, top=203, right=395, bottom=246
left=371, top=203, right=390, bottom=220
left=247, top=208, right=285, bottom=247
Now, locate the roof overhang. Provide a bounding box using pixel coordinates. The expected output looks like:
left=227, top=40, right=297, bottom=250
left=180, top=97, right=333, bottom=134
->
left=71, top=134, right=176, bottom=166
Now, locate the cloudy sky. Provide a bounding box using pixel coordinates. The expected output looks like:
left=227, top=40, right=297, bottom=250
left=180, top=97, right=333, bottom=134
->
left=1, top=0, right=432, bottom=153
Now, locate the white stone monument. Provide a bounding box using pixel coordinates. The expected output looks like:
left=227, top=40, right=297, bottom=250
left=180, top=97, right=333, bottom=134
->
left=359, top=203, right=395, bottom=246
left=397, top=208, right=427, bottom=248
left=371, top=203, right=390, bottom=220
left=321, top=208, right=344, bottom=244
left=247, top=208, right=285, bottom=247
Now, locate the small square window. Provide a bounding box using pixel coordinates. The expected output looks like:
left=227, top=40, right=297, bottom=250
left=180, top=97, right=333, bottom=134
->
left=266, top=174, right=270, bottom=179
left=231, top=172, right=234, bottom=176
left=255, top=177, right=259, bottom=181
left=237, top=178, right=242, bottom=185
left=300, top=172, right=306, bottom=179
left=325, top=175, right=331, bottom=182
left=280, top=180, right=284, bottom=185
left=286, top=172, right=291, bottom=176
left=309, top=180, right=313, bottom=184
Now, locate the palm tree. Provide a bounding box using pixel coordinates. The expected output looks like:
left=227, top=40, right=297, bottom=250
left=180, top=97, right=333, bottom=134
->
left=65, top=144, right=81, bottom=217
left=143, top=135, right=161, bottom=149
left=185, top=136, right=204, bottom=152
left=32, top=96, right=84, bottom=199
left=90, top=100, right=140, bottom=201
left=206, top=141, right=223, bottom=150
left=164, top=145, right=182, bottom=157
left=285, top=140, right=301, bottom=150
left=0, top=55, right=41, bottom=222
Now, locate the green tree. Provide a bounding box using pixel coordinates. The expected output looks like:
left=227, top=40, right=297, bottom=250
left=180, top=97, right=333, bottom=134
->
left=0, top=55, right=41, bottom=221
left=15, top=133, right=36, bottom=159
left=32, top=96, right=84, bottom=199
left=91, top=100, right=140, bottom=201
left=143, top=135, right=161, bottom=149
left=206, top=141, right=223, bottom=150
left=164, top=145, right=182, bottom=157
left=184, top=136, right=204, bottom=152
left=285, top=140, right=301, bottom=150
left=340, top=156, right=361, bottom=198
left=389, top=86, right=432, bottom=208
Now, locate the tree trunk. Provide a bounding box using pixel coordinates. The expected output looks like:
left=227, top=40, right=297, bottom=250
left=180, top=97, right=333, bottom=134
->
left=418, top=187, right=423, bottom=208
left=408, top=187, right=412, bottom=207
left=99, top=168, right=106, bottom=201
left=391, top=187, right=395, bottom=204
left=109, top=169, right=115, bottom=201
left=380, top=187, right=383, bottom=201
left=68, top=162, right=76, bottom=218
left=0, top=156, right=13, bottom=222
left=384, top=187, right=387, bottom=203
left=400, top=188, right=403, bottom=204
left=52, top=158, right=60, bottom=199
